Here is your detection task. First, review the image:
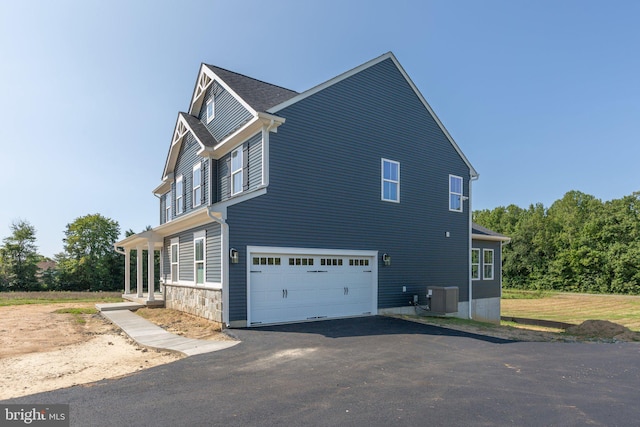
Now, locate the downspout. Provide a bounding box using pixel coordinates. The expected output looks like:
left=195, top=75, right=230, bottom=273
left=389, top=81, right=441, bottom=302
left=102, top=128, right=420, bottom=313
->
left=468, top=174, right=479, bottom=320
left=262, top=119, right=276, bottom=187
left=207, top=208, right=230, bottom=327
left=114, top=245, right=125, bottom=255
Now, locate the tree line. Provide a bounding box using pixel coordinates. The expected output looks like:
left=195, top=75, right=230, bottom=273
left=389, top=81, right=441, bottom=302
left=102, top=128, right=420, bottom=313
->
left=3, top=191, right=639, bottom=294
left=474, top=190, right=640, bottom=294
left=0, top=214, right=157, bottom=292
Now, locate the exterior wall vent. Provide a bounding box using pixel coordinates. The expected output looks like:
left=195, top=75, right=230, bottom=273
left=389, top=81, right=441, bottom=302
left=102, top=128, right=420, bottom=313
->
left=427, top=286, right=459, bottom=314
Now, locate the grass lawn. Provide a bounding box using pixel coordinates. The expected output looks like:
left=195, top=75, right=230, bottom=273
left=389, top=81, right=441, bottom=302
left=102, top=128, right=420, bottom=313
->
left=0, top=291, right=123, bottom=306
left=502, top=290, right=640, bottom=332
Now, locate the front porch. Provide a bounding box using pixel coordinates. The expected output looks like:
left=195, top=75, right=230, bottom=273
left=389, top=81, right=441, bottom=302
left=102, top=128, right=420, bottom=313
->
left=122, top=292, right=165, bottom=308
left=114, top=229, right=165, bottom=308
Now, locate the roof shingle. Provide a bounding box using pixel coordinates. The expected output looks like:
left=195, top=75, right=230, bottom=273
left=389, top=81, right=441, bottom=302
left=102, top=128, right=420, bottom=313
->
left=204, top=64, right=298, bottom=113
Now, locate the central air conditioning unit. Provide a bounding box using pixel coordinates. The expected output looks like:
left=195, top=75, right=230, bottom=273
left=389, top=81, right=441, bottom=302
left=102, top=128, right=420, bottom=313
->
left=427, top=286, right=459, bottom=314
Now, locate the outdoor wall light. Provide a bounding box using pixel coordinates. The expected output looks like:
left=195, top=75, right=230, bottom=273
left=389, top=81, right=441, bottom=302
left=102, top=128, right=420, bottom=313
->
left=382, top=253, right=391, bottom=266
left=230, top=248, right=239, bottom=264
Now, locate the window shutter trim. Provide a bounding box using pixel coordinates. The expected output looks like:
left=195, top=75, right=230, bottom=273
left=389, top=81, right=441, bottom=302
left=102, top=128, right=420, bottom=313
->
left=201, top=161, right=206, bottom=205
left=226, top=157, right=231, bottom=198
left=243, top=143, right=249, bottom=191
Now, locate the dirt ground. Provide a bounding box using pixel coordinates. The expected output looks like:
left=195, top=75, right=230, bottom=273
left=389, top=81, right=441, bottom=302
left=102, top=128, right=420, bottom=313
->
left=0, top=304, right=232, bottom=400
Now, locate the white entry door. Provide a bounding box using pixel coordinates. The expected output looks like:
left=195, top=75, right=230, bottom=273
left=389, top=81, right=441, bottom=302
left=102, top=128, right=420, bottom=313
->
left=247, top=247, right=377, bottom=326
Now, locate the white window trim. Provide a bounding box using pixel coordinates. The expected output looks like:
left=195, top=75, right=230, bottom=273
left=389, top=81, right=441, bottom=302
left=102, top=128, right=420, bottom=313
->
left=176, top=175, right=184, bottom=214
left=206, top=96, right=215, bottom=123
left=170, top=238, right=179, bottom=283
left=471, top=248, right=480, bottom=280
left=483, top=249, right=494, bottom=280
left=449, top=174, right=463, bottom=212
left=231, top=147, right=243, bottom=196
left=194, top=230, right=206, bottom=285
left=165, top=191, right=172, bottom=223
left=381, top=158, right=400, bottom=203
left=193, top=163, right=202, bottom=208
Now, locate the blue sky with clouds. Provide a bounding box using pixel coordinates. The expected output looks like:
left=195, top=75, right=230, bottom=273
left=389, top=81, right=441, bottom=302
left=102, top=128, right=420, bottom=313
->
left=1, top=0, right=638, bottom=257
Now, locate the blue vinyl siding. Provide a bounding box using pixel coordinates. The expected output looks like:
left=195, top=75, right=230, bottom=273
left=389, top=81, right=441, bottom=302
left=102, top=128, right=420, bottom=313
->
left=160, top=193, right=167, bottom=224
left=163, top=222, right=221, bottom=284
left=225, top=58, right=472, bottom=322
left=216, top=132, right=262, bottom=202
left=172, top=133, right=208, bottom=218
left=471, top=239, right=502, bottom=299
left=198, top=83, right=253, bottom=142
left=206, top=224, right=222, bottom=283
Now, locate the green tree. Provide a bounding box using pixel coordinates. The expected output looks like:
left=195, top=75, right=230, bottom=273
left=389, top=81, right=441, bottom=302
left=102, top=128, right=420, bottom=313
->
left=474, top=190, right=640, bottom=295
left=56, top=214, right=124, bottom=291
left=0, top=220, right=40, bottom=290
left=0, top=220, right=40, bottom=291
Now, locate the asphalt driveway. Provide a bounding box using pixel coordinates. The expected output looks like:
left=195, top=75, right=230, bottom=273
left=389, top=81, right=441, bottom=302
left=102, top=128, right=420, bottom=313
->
left=4, top=316, right=640, bottom=426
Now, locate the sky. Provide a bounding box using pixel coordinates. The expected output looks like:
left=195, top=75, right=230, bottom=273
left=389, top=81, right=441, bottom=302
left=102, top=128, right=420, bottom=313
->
left=1, top=0, right=638, bottom=257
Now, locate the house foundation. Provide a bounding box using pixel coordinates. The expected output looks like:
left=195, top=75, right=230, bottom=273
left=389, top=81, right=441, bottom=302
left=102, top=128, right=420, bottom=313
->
left=164, top=283, right=223, bottom=324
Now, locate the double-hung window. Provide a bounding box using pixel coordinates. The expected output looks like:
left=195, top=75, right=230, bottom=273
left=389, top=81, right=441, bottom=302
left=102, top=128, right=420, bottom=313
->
left=194, top=231, right=205, bottom=285
left=381, top=159, right=400, bottom=202
left=170, top=239, right=179, bottom=283
left=206, top=97, right=215, bottom=123
left=231, top=147, right=243, bottom=195
left=193, top=163, right=202, bottom=207
left=483, top=249, right=494, bottom=280
left=449, top=175, right=463, bottom=212
left=471, top=248, right=480, bottom=280
left=165, top=191, right=171, bottom=223
left=176, top=175, right=184, bottom=214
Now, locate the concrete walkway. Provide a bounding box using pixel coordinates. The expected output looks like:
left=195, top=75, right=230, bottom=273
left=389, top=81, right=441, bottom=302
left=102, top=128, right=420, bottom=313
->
left=98, top=304, right=239, bottom=356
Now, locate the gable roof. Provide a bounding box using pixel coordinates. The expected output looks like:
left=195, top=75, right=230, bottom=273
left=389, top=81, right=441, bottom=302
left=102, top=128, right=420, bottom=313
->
left=472, top=223, right=511, bottom=242
left=268, top=52, right=478, bottom=178
left=203, top=65, right=298, bottom=113
left=158, top=113, right=218, bottom=191
left=180, top=113, right=217, bottom=148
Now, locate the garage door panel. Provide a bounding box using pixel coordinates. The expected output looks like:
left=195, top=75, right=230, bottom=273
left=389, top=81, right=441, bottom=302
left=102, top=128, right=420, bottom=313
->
left=249, top=251, right=376, bottom=325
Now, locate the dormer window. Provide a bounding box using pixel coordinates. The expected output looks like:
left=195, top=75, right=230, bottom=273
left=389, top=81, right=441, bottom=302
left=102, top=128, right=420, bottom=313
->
left=206, top=97, right=215, bottom=123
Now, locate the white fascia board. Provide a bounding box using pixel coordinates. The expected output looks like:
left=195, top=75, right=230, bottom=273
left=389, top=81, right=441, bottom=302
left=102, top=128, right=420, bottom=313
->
left=115, top=230, right=164, bottom=250
left=163, top=114, right=209, bottom=179
left=207, top=113, right=285, bottom=159
left=179, top=114, right=208, bottom=152
left=152, top=180, right=171, bottom=196
left=154, top=207, right=216, bottom=237
left=118, top=207, right=224, bottom=251
left=267, top=51, right=478, bottom=178
left=188, top=64, right=213, bottom=117
left=189, top=64, right=258, bottom=118
left=161, top=114, right=185, bottom=180
left=472, top=233, right=511, bottom=243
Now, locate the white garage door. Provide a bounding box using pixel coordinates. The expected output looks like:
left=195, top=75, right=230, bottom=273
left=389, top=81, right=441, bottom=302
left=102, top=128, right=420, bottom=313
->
left=248, top=247, right=377, bottom=326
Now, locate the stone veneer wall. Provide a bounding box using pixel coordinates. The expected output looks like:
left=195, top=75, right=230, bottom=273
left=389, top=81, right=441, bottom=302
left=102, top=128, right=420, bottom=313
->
left=164, top=284, right=223, bottom=325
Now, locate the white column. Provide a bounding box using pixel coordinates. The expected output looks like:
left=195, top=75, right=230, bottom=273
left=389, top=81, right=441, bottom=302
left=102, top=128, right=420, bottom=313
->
left=136, top=245, right=143, bottom=297
left=147, top=241, right=155, bottom=302
left=124, top=248, right=131, bottom=294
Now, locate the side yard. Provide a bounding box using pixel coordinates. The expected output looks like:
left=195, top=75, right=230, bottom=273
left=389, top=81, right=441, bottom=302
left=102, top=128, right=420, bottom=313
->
left=501, top=290, right=640, bottom=331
